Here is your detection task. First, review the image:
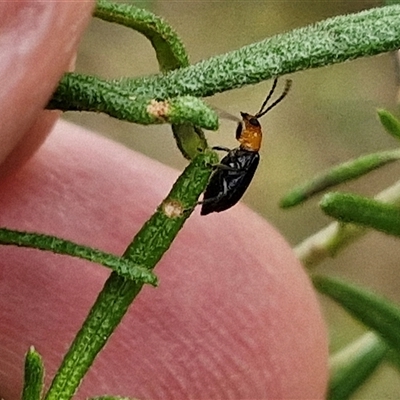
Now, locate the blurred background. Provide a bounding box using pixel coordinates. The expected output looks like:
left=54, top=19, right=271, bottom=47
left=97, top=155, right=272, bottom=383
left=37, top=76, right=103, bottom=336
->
left=64, top=1, right=400, bottom=396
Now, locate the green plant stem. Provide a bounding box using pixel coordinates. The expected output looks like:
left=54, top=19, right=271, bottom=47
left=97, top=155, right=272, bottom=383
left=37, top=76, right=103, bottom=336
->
left=50, top=5, right=400, bottom=114
left=0, top=228, right=157, bottom=285
left=76, top=0, right=209, bottom=159
left=22, top=346, right=44, bottom=400
left=94, top=0, right=189, bottom=72
left=118, top=4, right=400, bottom=96
left=49, top=5, right=400, bottom=159
left=171, top=123, right=208, bottom=160
left=48, top=89, right=218, bottom=131
left=44, top=150, right=217, bottom=400
left=280, top=149, right=400, bottom=208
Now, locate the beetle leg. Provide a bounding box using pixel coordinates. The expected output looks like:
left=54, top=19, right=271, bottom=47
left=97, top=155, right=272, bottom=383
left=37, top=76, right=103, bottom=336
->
left=212, top=145, right=231, bottom=152
left=214, top=160, right=254, bottom=173
left=198, top=179, right=228, bottom=205
left=213, top=163, right=238, bottom=172
left=204, top=147, right=231, bottom=168
left=205, top=161, right=238, bottom=171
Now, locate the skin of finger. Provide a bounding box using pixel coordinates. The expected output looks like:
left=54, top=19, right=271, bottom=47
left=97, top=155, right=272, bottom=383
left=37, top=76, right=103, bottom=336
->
left=0, top=121, right=328, bottom=399
left=0, top=1, right=94, bottom=176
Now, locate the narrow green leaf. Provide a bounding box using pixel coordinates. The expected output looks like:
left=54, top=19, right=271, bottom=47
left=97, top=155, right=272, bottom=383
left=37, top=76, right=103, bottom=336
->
left=167, top=96, right=218, bottom=130
left=94, top=0, right=189, bottom=72
left=377, top=109, right=400, bottom=140
left=280, top=150, right=400, bottom=208
left=0, top=228, right=158, bottom=286
left=295, top=180, right=400, bottom=269
left=320, top=192, right=400, bottom=237
left=122, top=149, right=218, bottom=265
left=44, top=150, right=218, bottom=400
left=50, top=5, right=400, bottom=158
left=48, top=88, right=218, bottom=131
left=50, top=5, right=400, bottom=107
left=22, top=346, right=44, bottom=400
left=328, top=332, right=388, bottom=400
left=313, top=275, right=400, bottom=353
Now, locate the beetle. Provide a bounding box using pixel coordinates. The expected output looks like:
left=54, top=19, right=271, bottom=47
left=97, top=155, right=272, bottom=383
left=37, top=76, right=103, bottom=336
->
left=200, top=78, right=292, bottom=216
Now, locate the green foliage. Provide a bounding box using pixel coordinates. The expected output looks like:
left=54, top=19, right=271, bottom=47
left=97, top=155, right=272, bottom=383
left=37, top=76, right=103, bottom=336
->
left=22, top=347, right=44, bottom=400
left=94, top=7, right=400, bottom=96
left=328, top=333, right=389, bottom=400
left=0, top=228, right=158, bottom=285
left=4, top=1, right=400, bottom=399
left=281, top=150, right=400, bottom=208
left=50, top=5, right=400, bottom=119
left=314, top=275, right=400, bottom=355
left=314, top=275, right=400, bottom=398
left=289, top=101, right=400, bottom=398
left=48, top=85, right=218, bottom=130
left=321, top=193, right=400, bottom=237
left=377, top=109, right=400, bottom=140
left=95, top=0, right=189, bottom=71
left=81, top=0, right=209, bottom=160
left=44, top=150, right=217, bottom=400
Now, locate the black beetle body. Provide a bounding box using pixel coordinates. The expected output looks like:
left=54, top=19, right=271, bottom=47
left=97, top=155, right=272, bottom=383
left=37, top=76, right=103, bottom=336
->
left=199, top=78, right=292, bottom=216
left=200, top=148, right=259, bottom=215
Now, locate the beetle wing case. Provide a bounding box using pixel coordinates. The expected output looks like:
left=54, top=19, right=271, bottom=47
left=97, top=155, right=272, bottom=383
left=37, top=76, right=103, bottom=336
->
left=200, top=148, right=260, bottom=215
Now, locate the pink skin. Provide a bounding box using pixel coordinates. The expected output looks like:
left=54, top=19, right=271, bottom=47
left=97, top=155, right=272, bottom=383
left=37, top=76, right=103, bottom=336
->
left=0, top=3, right=328, bottom=400
left=0, top=1, right=93, bottom=177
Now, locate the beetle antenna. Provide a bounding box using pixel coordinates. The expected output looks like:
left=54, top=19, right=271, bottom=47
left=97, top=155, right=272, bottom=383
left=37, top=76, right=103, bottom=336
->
left=256, top=78, right=278, bottom=116
left=256, top=79, right=292, bottom=118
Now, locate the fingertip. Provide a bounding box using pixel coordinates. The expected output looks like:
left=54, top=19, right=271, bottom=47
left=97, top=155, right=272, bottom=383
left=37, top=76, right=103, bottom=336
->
left=0, top=1, right=95, bottom=175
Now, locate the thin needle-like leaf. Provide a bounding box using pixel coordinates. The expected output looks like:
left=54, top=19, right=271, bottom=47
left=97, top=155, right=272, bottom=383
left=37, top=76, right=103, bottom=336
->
left=377, top=109, right=400, bottom=141
left=295, top=180, right=400, bottom=269
left=328, top=332, right=388, bottom=400
left=314, top=275, right=400, bottom=353
left=320, top=192, right=400, bottom=237
left=49, top=6, right=400, bottom=118
left=280, top=150, right=400, bottom=208
left=95, top=0, right=189, bottom=72
left=22, top=346, right=44, bottom=400
left=0, top=228, right=158, bottom=286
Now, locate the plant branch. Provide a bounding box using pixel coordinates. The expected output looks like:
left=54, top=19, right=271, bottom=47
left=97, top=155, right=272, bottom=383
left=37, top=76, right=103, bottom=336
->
left=44, top=150, right=218, bottom=400
left=0, top=228, right=157, bottom=285
left=49, top=5, right=400, bottom=116
left=61, top=0, right=210, bottom=159
left=94, top=0, right=189, bottom=71
left=48, top=88, right=218, bottom=130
